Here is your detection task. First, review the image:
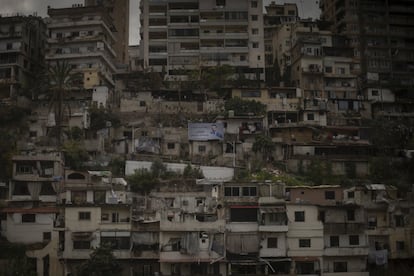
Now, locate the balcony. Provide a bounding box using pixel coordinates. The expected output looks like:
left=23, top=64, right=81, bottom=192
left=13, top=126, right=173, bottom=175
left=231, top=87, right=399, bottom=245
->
left=324, top=246, right=369, bottom=256
left=160, top=219, right=225, bottom=232
left=324, top=223, right=366, bottom=235
left=259, top=224, right=288, bottom=232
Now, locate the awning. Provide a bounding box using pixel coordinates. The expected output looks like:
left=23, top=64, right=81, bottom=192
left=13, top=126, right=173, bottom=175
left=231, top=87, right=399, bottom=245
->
left=260, top=206, right=286, bottom=213
left=226, top=233, right=259, bottom=254
left=230, top=205, right=258, bottom=209
left=2, top=207, right=59, bottom=214
left=292, top=256, right=320, bottom=262
left=72, top=232, right=94, bottom=241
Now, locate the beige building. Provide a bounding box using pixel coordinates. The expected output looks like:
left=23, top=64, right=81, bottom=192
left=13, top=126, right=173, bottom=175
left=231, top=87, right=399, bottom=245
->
left=139, top=0, right=265, bottom=82
left=2, top=150, right=64, bottom=276
left=46, top=5, right=117, bottom=97
left=59, top=170, right=131, bottom=275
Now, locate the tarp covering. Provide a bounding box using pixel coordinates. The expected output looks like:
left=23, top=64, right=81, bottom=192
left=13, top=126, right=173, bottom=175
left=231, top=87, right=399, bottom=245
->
left=181, top=232, right=199, bottom=255
left=226, top=233, right=259, bottom=254
left=131, top=232, right=158, bottom=245
left=368, top=249, right=388, bottom=265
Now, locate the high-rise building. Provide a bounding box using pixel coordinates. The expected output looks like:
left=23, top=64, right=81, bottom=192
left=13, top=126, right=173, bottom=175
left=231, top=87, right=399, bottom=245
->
left=139, top=0, right=265, bottom=81
left=320, top=0, right=414, bottom=118
left=84, top=0, right=130, bottom=65
left=46, top=5, right=117, bottom=95
left=0, top=14, right=46, bottom=101
left=263, top=2, right=298, bottom=85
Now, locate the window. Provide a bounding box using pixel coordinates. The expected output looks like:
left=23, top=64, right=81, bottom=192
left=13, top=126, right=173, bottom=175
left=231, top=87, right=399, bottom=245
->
left=267, top=237, right=278, bottom=248
left=336, top=67, right=346, bottom=74
left=318, top=211, right=325, bottom=222
left=198, top=145, right=206, bottom=153
left=396, top=241, right=405, bottom=251
left=79, top=212, right=91, bottom=221
left=6, top=43, right=12, bottom=50
left=325, top=66, right=332, bottom=73
left=330, top=236, right=339, bottom=247
left=251, top=15, right=258, bottom=21
left=230, top=208, right=257, bottom=222
left=101, top=236, right=130, bottom=250
left=224, top=187, right=240, bottom=197
left=334, top=262, right=347, bottom=272
left=252, top=42, right=259, bottom=48
left=368, top=216, right=377, bottom=229
left=43, top=232, right=51, bottom=241
left=139, top=101, right=146, bottom=107
left=349, top=235, right=359, bottom=245
left=73, top=240, right=90, bottom=249
left=347, top=210, right=355, bottom=221
left=299, top=239, right=311, bottom=247
left=347, top=191, right=355, bottom=198
left=22, top=214, right=35, bottom=223
left=242, top=186, right=257, bottom=196
left=295, top=211, right=305, bottom=222
left=252, top=28, right=259, bottom=35
left=257, top=55, right=261, bottom=60
left=72, top=191, right=87, bottom=204
left=371, top=90, right=379, bottom=96
left=325, top=191, right=335, bottom=200
left=251, top=1, right=258, bottom=8
left=307, top=113, right=315, bottom=121
left=94, top=191, right=106, bottom=204
left=216, top=0, right=225, bottom=6
left=395, top=215, right=404, bottom=227
left=167, top=143, right=175, bottom=149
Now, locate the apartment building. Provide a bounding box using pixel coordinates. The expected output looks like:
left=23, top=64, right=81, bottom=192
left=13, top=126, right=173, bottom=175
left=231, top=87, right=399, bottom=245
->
left=320, top=0, right=414, bottom=118
left=286, top=203, right=324, bottom=275
left=46, top=5, right=117, bottom=99
left=223, top=180, right=288, bottom=275
left=58, top=170, right=131, bottom=275
left=84, top=0, right=130, bottom=65
left=2, top=149, right=64, bottom=276
left=0, top=14, right=46, bottom=102
left=139, top=0, right=265, bottom=82
left=344, top=184, right=414, bottom=269
left=287, top=185, right=369, bottom=276
left=263, top=2, right=298, bottom=84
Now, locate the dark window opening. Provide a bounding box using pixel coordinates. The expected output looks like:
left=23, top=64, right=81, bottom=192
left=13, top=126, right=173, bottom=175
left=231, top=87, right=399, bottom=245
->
left=299, top=239, right=311, bottom=247
left=22, top=214, right=36, bottom=223
left=295, top=211, right=305, bottom=222
left=230, top=208, right=257, bottom=222
left=325, top=191, right=335, bottom=200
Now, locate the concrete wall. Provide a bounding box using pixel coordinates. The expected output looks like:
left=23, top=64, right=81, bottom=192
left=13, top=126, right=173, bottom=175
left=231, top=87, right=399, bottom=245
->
left=286, top=204, right=324, bottom=257
left=6, top=213, right=55, bottom=243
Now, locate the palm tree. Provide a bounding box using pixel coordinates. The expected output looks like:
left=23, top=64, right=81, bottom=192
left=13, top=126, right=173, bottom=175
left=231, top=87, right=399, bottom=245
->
left=48, top=61, right=81, bottom=147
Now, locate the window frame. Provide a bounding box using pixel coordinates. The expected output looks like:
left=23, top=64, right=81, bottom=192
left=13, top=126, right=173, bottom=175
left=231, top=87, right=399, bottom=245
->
left=294, top=211, right=305, bottom=222
left=79, top=211, right=91, bottom=221
left=299, top=239, right=311, bottom=248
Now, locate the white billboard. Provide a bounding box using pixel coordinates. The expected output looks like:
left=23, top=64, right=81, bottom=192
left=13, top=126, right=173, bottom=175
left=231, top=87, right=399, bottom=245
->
left=188, top=123, right=224, bottom=141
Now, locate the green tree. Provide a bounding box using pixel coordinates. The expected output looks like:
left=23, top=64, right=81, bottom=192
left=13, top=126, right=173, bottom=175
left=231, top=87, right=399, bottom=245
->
left=225, top=97, right=266, bottom=116
left=127, top=168, right=159, bottom=194
left=89, top=106, right=121, bottom=132
left=183, top=164, right=204, bottom=179
left=252, top=135, right=276, bottom=162
left=77, top=245, right=121, bottom=276
left=62, top=140, right=89, bottom=170
left=48, top=61, right=82, bottom=147
left=0, top=242, right=36, bottom=276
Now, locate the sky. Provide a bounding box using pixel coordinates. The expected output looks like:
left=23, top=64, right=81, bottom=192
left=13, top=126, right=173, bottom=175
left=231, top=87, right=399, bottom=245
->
left=1, top=0, right=320, bottom=45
